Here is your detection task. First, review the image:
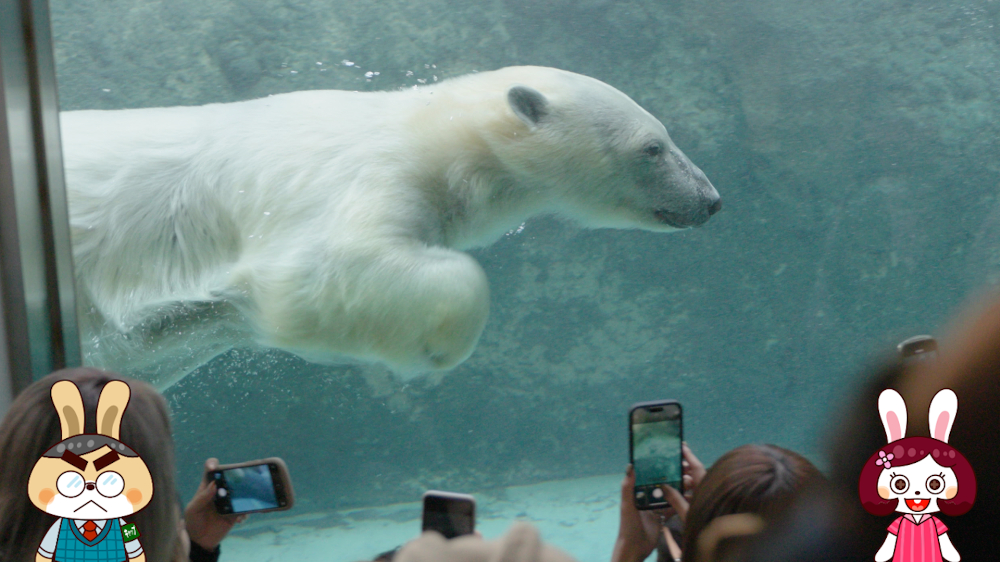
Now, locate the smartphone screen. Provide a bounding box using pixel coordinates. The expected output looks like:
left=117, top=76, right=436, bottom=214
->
left=629, top=400, right=683, bottom=509
left=212, top=463, right=283, bottom=514
left=422, top=491, right=475, bottom=539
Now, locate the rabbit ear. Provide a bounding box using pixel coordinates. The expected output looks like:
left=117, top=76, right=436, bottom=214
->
left=878, top=389, right=907, bottom=443
left=51, top=381, right=86, bottom=440
left=96, top=381, right=131, bottom=440
left=928, top=389, right=958, bottom=443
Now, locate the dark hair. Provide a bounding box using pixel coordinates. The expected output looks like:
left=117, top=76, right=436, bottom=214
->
left=858, top=435, right=976, bottom=517
left=0, top=368, right=181, bottom=562
left=680, top=444, right=824, bottom=562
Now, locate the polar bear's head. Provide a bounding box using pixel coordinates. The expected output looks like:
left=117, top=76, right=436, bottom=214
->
left=486, top=67, right=721, bottom=232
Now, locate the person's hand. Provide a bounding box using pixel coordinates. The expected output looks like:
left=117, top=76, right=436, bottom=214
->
left=184, top=458, right=247, bottom=551
left=681, top=442, right=706, bottom=501
left=661, top=484, right=689, bottom=523
left=611, top=464, right=673, bottom=562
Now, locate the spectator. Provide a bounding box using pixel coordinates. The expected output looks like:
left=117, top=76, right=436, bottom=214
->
left=742, top=289, right=1000, bottom=561
left=0, top=368, right=240, bottom=562
left=613, top=443, right=823, bottom=562
left=394, top=522, right=577, bottom=562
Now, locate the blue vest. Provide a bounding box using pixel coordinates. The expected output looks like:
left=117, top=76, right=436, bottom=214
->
left=54, top=518, right=127, bottom=562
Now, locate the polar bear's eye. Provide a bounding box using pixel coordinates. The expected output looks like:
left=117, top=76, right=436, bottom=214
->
left=643, top=142, right=663, bottom=158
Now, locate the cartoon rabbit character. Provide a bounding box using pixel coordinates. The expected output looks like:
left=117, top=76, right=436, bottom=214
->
left=859, top=389, right=976, bottom=562
left=27, top=380, right=153, bottom=562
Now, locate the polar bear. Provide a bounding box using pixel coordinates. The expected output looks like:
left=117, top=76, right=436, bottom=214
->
left=63, top=66, right=720, bottom=389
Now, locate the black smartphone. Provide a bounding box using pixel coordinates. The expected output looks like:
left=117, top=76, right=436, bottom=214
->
left=422, top=490, right=475, bottom=539
left=629, top=400, right=683, bottom=510
left=209, top=457, right=295, bottom=515
left=897, top=335, right=937, bottom=364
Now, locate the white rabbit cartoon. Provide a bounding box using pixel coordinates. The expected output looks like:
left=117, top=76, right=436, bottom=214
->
left=859, top=388, right=977, bottom=562
left=26, top=380, right=153, bottom=562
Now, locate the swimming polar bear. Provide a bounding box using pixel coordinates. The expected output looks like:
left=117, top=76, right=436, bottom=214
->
left=63, top=66, right=721, bottom=389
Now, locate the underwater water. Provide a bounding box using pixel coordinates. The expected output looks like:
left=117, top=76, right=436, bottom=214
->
left=48, top=0, right=1000, bottom=559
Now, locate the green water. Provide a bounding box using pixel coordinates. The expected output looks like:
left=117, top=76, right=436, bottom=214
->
left=50, top=0, right=1000, bottom=530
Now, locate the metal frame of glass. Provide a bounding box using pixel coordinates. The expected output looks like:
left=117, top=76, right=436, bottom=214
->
left=0, top=0, right=79, bottom=417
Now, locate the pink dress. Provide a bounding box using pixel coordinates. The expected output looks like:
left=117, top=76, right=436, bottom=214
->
left=887, top=514, right=948, bottom=562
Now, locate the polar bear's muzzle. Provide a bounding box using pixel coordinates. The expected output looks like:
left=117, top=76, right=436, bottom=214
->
left=653, top=192, right=722, bottom=228
left=642, top=145, right=722, bottom=228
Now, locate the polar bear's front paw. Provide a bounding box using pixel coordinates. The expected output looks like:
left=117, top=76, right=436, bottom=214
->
left=420, top=297, right=488, bottom=369
left=410, top=252, right=490, bottom=370
left=248, top=243, right=490, bottom=373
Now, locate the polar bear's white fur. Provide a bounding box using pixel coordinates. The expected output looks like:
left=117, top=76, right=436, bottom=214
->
left=63, top=66, right=720, bottom=388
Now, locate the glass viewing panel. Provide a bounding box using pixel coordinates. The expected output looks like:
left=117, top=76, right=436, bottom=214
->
left=48, top=0, right=999, bottom=560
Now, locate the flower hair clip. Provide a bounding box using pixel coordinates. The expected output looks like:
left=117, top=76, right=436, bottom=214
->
left=875, top=450, right=893, bottom=469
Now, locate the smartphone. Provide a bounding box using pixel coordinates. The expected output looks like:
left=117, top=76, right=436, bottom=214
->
left=421, top=490, right=475, bottom=539
left=897, top=335, right=937, bottom=364
left=208, top=458, right=294, bottom=515
left=629, top=400, right=683, bottom=510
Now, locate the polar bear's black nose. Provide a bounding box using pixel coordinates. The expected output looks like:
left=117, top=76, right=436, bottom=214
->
left=708, top=197, right=722, bottom=216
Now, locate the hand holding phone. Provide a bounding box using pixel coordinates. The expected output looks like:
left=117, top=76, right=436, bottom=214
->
left=209, top=458, right=294, bottom=515
left=422, top=490, right=475, bottom=539
left=629, top=400, right=683, bottom=510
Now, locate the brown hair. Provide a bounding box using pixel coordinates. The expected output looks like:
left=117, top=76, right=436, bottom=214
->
left=680, top=444, right=824, bottom=562
left=0, top=368, right=182, bottom=562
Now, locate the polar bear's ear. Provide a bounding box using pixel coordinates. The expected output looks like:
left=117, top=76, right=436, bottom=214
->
left=508, top=86, right=548, bottom=128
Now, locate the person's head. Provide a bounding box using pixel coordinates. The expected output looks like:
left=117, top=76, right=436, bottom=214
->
left=892, top=290, right=1000, bottom=559
left=394, top=523, right=577, bottom=562
left=0, top=368, right=181, bottom=562
left=737, top=289, right=1000, bottom=562
left=372, top=546, right=400, bottom=561
left=680, top=444, right=824, bottom=562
